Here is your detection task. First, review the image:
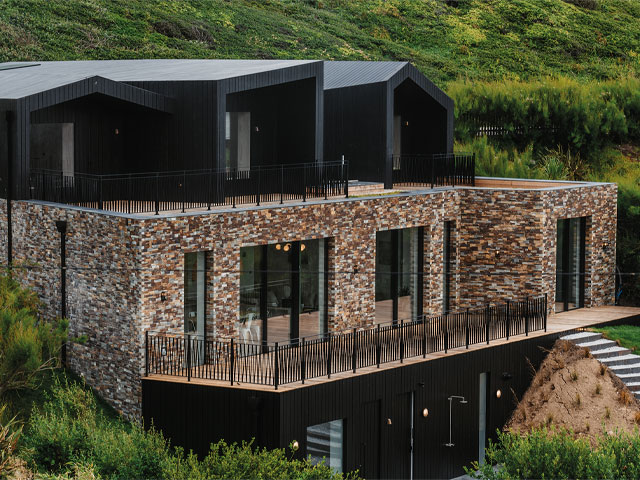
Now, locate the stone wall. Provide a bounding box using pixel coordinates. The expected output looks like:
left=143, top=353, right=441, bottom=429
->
left=3, top=181, right=617, bottom=417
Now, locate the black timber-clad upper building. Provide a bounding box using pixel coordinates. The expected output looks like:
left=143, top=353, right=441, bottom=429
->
left=0, top=59, right=452, bottom=198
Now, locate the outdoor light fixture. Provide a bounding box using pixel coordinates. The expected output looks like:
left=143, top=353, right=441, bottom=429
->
left=161, top=292, right=167, bottom=302
left=496, top=389, right=502, bottom=399
left=115, top=128, right=119, bottom=135
left=502, top=372, right=513, bottom=380
left=292, top=440, right=299, bottom=451
left=404, top=121, right=409, bottom=126
left=255, top=126, right=260, bottom=132
left=283, top=243, right=291, bottom=252
left=386, top=418, right=392, bottom=425
left=301, top=243, right=306, bottom=251
left=422, top=408, right=429, bottom=418
left=275, top=243, right=282, bottom=250
left=445, top=395, right=467, bottom=447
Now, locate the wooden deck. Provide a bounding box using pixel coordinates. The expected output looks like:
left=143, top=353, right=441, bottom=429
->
left=145, top=306, right=640, bottom=392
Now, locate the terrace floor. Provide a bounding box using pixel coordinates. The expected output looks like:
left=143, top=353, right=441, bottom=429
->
left=145, top=305, right=640, bottom=392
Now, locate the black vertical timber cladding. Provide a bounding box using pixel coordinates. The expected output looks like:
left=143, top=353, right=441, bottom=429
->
left=143, top=332, right=565, bottom=479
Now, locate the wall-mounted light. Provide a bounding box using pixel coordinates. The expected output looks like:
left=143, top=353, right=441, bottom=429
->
left=275, top=243, right=282, bottom=250
left=422, top=408, right=429, bottom=418
left=404, top=120, right=409, bottom=127
left=386, top=418, right=392, bottom=425
left=502, top=372, right=513, bottom=381
left=291, top=440, right=299, bottom=451
left=161, top=292, right=167, bottom=302
left=301, top=243, right=306, bottom=252
left=602, top=242, right=610, bottom=253
left=283, top=243, right=291, bottom=252
left=496, top=389, right=502, bottom=399
left=255, top=126, right=260, bottom=132
left=115, top=128, right=120, bottom=135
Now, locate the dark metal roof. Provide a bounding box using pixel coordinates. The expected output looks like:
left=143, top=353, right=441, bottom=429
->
left=0, top=59, right=319, bottom=99
left=323, top=61, right=407, bottom=90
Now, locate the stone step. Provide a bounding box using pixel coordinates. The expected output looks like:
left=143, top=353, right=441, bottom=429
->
left=624, top=382, right=640, bottom=392
left=560, top=331, right=603, bottom=343
left=615, top=372, right=640, bottom=383
left=576, top=338, right=618, bottom=351
left=590, top=346, right=631, bottom=359
left=609, top=363, right=640, bottom=375
left=601, top=354, right=640, bottom=367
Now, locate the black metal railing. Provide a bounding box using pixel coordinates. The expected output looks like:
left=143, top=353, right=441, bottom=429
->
left=392, top=153, right=475, bottom=188
left=29, top=160, right=349, bottom=215
left=145, top=295, right=547, bottom=389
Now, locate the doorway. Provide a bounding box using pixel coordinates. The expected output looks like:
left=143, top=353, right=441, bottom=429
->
left=184, top=251, right=206, bottom=338
left=556, top=218, right=586, bottom=312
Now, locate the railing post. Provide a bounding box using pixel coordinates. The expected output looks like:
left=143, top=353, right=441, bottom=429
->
left=377, top=324, right=381, bottom=367
left=155, top=172, right=160, bottom=215
left=145, top=330, right=149, bottom=376
left=506, top=300, right=510, bottom=341
left=280, top=164, right=284, bottom=205
left=301, top=337, right=306, bottom=385
left=186, top=335, right=191, bottom=382
left=400, top=320, right=405, bottom=363
left=486, top=304, right=490, bottom=345
left=352, top=328, right=357, bottom=373
left=207, top=169, right=212, bottom=211
left=525, top=296, right=530, bottom=337
left=256, top=167, right=261, bottom=206
left=230, top=338, right=235, bottom=386
left=465, top=308, right=469, bottom=349
left=327, top=334, right=332, bottom=379
left=422, top=315, right=427, bottom=358
left=444, top=314, right=448, bottom=354
left=98, top=175, right=103, bottom=210
left=182, top=170, right=186, bottom=213
left=302, top=164, right=307, bottom=202
left=345, top=158, right=349, bottom=198
left=274, top=342, right=279, bottom=390
left=544, top=293, right=548, bottom=332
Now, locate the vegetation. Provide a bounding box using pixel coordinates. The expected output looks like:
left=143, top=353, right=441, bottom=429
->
left=19, top=376, right=355, bottom=479
left=592, top=325, right=640, bottom=353
left=468, top=427, right=640, bottom=480
left=1, top=0, right=640, bottom=86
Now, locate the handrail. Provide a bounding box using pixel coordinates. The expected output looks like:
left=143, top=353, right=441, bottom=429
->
left=145, top=294, right=548, bottom=388
left=392, top=152, right=475, bottom=188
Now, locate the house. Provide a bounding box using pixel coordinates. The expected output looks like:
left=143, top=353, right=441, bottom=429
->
left=0, top=59, right=628, bottom=479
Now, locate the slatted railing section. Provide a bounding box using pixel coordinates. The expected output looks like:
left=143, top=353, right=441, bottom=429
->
left=392, top=153, right=475, bottom=188
left=145, top=295, right=547, bottom=388
left=29, top=161, right=349, bottom=215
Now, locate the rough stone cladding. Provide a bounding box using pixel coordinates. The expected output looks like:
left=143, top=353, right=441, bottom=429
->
left=4, top=181, right=617, bottom=417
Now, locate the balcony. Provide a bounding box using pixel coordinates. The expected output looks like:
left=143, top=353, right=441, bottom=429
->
left=28, top=154, right=475, bottom=215
left=145, top=295, right=547, bottom=389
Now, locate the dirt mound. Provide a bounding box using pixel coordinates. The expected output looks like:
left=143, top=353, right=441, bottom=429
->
left=506, top=340, right=640, bottom=443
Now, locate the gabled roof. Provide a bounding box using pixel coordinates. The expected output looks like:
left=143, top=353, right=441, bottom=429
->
left=323, top=61, right=406, bottom=90
left=0, top=59, right=319, bottom=100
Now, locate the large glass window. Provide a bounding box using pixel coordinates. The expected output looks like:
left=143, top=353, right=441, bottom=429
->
left=240, top=239, right=328, bottom=344
left=184, top=251, right=206, bottom=337
left=375, top=227, right=423, bottom=324
left=443, top=221, right=454, bottom=313
left=556, top=217, right=586, bottom=312
left=306, top=419, right=343, bottom=473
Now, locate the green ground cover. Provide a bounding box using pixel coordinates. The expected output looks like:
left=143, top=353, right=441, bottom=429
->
left=592, top=324, right=640, bottom=352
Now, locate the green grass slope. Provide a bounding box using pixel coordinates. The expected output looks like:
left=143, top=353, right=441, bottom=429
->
left=0, top=0, right=639, bottom=86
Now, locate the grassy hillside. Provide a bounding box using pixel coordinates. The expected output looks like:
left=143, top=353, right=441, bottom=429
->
left=1, top=0, right=639, bottom=86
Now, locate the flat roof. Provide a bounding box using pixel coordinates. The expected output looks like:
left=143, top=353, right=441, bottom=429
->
left=0, top=59, right=319, bottom=99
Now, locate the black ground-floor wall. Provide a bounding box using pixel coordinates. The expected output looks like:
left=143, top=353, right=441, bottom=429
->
left=143, top=332, right=567, bottom=479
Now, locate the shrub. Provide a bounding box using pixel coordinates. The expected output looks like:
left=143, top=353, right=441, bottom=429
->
left=467, top=427, right=640, bottom=479
left=0, top=275, right=67, bottom=398
left=0, top=404, right=21, bottom=478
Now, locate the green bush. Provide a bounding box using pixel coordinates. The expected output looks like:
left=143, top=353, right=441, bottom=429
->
left=0, top=403, right=22, bottom=478
left=467, top=427, right=640, bottom=480
left=450, top=77, right=640, bottom=159
left=21, top=377, right=359, bottom=479
left=0, top=275, right=67, bottom=398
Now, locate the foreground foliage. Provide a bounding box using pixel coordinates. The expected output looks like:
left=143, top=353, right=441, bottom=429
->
left=0, top=404, right=22, bottom=478
left=0, top=275, right=67, bottom=399
left=468, top=427, right=640, bottom=480
left=21, top=376, right=356, bottom=479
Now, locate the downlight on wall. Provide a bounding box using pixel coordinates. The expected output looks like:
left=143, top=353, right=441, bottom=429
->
left=496, top=389, right=502, bottom=399
left=422, top=408, right=429, bottom=418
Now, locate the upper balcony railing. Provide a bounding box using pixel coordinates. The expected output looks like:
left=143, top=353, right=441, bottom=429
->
left=392, top=153, right=475, bottom=188
left=145, top=295, right=547, bottom=389
left=29, top=161, right=349, bottom=215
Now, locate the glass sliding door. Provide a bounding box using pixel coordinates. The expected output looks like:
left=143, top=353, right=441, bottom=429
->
left=375, top=227, right=424, bottom=324
left=184, top=251, right=205, bottom=338
left=443, top=221, right=453, bottom=313
left=239, top=239, right=328, bottom=344
left=556, top=217, right=586, bottom=312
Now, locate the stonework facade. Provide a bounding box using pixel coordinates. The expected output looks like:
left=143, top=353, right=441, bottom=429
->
left=3, top=180, right=617, bottom=418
